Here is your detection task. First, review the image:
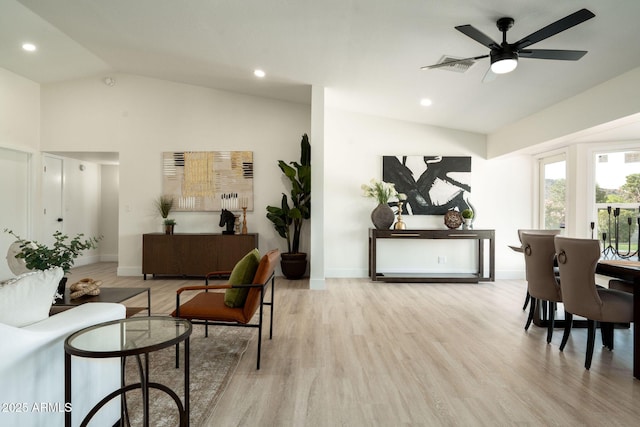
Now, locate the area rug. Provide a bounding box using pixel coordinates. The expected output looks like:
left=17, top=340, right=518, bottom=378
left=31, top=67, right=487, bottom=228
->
left=123, top=324, right=252, bottom=426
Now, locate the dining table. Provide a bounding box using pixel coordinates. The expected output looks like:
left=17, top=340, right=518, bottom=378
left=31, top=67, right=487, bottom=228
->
left=596, top=259, right=640, bottom=379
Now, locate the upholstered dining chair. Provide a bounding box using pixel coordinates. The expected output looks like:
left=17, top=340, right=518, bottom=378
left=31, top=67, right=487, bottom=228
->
left=609, top=279, right=634, bottom=293
left=172, top=249, right=280, bottom=369
left=521, top=232, right=566, bottom=343
left=517, top=229, right=561, bottom=311
left=554, top=236, right=634, bottom=370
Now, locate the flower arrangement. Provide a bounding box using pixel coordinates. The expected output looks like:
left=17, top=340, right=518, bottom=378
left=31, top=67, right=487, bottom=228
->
left=461, top=209, right=474, bottom=219
left=361, top=179, right=398, bottom=205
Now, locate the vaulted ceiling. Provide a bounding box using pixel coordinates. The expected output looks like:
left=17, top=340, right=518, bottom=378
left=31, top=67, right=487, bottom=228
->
left=2, top=0, right=640, bottom=138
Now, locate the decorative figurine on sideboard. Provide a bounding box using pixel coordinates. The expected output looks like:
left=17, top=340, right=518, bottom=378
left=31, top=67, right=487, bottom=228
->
left=394, top=193, right=407, bottom=230
left=219, top=209, right=236, bottom=235
left=241, top=207, right=248, bottom=234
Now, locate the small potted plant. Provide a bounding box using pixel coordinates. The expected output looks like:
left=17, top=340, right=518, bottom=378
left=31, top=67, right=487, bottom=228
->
left=461, top=208, right=474, bottom=229
left=4, top=229, right=101, bottom=298
left=163, top=218, right=177, bottom=234
left=155, top=195, right=176, bottom=234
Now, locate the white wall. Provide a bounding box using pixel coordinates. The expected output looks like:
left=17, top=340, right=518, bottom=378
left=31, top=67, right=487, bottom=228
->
left=0, top=69, right=108, bottom=278
left=1, top=67, right=535, bottom=281
left=4, top=65, right=637, bottom=281
left=0, top=68, right=40, bottom=280
left=323, top=107, right=532, bottom=279
left=488, top=67, right=640, bottom=158
left=100, top=164, right=119, bottom=261
left=310, top=85, right=325, bottom=289
left=0, top=148, right=31, bottom=280
left=0, top=68, right=40, bottom=151
left=40, top=74, right=311, bottom=275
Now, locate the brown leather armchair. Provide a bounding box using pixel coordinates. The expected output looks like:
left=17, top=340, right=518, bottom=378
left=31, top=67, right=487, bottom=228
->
left=172, top=249, right=280, bottom=369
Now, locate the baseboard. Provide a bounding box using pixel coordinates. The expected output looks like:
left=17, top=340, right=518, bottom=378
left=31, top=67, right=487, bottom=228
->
left=117, top=266, right=142, bottom=277
left=324, top=268, right=525, bottom=280
left=309, top=278, right=326, bottom=290
left=324, top=268, right=367, bottom=278
left=496, top=270, right=525, bottom=280
left=74, top=255, right=102, bottom=267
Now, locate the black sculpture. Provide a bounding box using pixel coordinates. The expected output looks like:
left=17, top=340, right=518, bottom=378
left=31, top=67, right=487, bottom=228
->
left=599, top=205, right=639, bottom=260
left=219, top=209, right=236, bottom=235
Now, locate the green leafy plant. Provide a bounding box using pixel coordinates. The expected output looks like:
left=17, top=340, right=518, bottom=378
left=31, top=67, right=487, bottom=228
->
left=361, top=179, right=398, bottom=205
left=163, top=218, right=177, bottom=226
left=4, top=229, right=101, bottom=274
left=461, top=209, right=474, bottom=219
left=155, top=195, right=174, bottom=219
left=266, top=134, right=311, bottom=254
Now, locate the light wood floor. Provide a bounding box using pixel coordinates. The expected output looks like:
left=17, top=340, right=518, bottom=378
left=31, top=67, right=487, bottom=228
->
left=70, top=263, right=640, bottom=426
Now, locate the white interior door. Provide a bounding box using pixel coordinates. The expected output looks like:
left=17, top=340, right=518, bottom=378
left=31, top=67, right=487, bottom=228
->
left=0, top=148, right=30, bottom=279
left=42, top=155, right=63, bottom=246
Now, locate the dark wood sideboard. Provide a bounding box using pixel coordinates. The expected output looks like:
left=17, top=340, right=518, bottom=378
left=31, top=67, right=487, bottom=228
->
left=369, top=228, right=495, bottom=283
left=142, top=233, right=258, bottom=279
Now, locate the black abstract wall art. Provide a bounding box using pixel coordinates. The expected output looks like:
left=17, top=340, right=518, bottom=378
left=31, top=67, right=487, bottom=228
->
left=382, top=155, right=472, bottom=215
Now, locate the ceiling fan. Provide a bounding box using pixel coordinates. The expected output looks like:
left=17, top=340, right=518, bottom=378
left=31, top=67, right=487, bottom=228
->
left=422, top=8, right=595, bottom=78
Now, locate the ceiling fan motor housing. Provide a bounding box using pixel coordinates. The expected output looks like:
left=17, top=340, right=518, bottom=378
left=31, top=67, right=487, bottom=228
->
left=496, top=17, right=514, bottom=33
left=490, top=48, right=518, bottom=65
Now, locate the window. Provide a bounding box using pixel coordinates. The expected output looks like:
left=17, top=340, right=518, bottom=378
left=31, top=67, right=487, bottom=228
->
left=539, top=155, right=566, bottom=230
left=594, top=150, right=639, bottom=254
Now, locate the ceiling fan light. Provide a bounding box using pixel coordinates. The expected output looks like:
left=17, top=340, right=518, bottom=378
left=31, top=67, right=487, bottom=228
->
left=491, top=58, right=518, bottom=74
left=490, top=49, right=519, bottom=74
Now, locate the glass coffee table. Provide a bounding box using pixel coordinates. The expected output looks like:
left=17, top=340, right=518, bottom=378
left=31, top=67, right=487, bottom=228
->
left=64, top=316, right=192, bottom=427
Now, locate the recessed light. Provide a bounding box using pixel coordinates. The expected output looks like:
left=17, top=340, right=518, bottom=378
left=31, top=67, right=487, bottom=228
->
left=22, top=43, right=36, bottom=52
left=254, top=69, right=266, bottom=78
left=420, top=98, right=433, bottom=107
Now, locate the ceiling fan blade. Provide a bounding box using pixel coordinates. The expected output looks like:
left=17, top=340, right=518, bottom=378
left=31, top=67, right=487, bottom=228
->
left=482, top=66, right=497, bottom=83
left=519, top=49, right=588, bottom=60
left=513, top=8, right=595, bottom=50
left=421, top=54, right=488, bottom=70
left=455, top=25, right=500, bottom=49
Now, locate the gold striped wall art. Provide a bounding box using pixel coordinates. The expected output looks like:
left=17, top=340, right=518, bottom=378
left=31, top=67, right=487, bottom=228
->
left=162, top=151, right=253, bottom=211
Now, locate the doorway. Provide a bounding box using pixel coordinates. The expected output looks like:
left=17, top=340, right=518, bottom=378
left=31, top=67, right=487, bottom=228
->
left=42, top=155, right=64, bottom=246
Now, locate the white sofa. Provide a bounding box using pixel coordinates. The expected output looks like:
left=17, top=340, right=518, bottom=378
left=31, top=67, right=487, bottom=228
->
left=0, top=302, right=126, bottom=427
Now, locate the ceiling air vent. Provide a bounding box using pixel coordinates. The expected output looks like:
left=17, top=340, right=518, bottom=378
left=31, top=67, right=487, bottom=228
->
left=436, top=55, right=477, bottom=73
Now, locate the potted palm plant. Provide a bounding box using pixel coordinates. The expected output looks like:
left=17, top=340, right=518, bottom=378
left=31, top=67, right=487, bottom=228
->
left=266, top=134, right=311, bottom=279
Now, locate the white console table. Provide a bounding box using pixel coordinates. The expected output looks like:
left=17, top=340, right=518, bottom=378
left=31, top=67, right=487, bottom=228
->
left=368, top=228, right=495, bottom=283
